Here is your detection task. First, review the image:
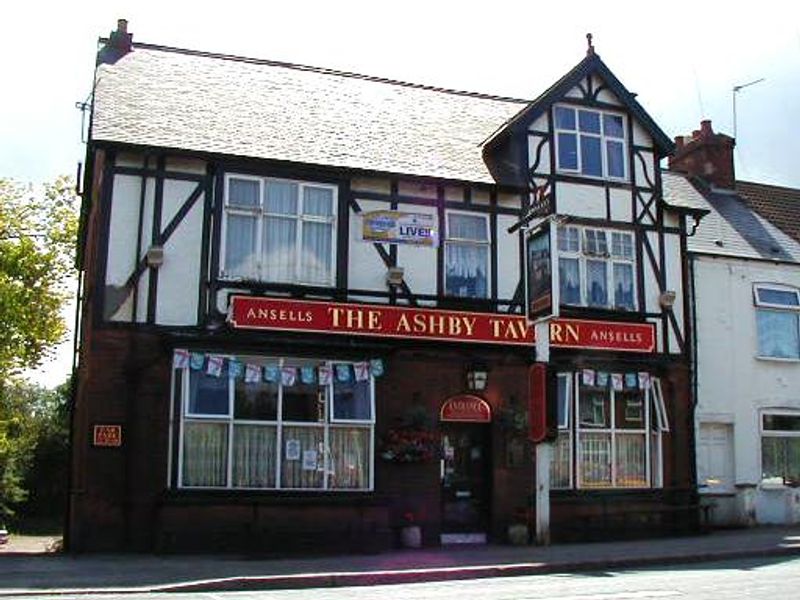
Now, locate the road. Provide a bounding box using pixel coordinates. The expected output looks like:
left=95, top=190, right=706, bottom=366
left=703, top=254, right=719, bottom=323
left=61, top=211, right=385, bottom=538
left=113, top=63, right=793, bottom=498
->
left=3, top=555, right=799, bottom=599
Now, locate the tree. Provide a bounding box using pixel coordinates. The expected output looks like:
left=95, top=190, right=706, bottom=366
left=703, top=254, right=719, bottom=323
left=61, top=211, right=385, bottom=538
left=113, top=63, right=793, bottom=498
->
left=0, top=176, right=77, bottom=522
left=0, top=176, right=78, bottom=379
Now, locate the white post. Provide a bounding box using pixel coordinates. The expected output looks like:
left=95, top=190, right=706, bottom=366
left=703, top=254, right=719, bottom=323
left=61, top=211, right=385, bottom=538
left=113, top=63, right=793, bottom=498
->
left=535, top=442, right=552, bottom=545
left=534, top=320, right=551, bottom=545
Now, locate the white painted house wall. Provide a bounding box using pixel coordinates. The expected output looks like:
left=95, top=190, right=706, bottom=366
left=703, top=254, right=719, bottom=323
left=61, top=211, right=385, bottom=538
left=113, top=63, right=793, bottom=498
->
left=694, top=256, right=800, bottom=524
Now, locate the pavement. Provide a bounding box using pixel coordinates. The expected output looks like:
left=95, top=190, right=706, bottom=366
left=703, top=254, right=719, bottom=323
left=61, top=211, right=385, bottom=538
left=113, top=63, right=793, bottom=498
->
left=2, top=527, right=800, bottom=596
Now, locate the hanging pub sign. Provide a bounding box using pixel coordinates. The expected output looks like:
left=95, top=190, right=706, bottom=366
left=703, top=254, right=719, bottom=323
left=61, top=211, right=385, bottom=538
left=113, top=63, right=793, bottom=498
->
left=93, top=424, right=122, bottom=447
left=362, top=210, right=438, bottom=247
left=440, top=394, right=492, bottom=423
left=526, top=222, right=558, bottom=322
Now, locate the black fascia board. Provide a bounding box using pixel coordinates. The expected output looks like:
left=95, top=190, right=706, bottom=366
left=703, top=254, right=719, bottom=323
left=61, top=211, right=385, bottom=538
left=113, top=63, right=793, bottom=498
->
left=483, top=53, right=675, bottom=158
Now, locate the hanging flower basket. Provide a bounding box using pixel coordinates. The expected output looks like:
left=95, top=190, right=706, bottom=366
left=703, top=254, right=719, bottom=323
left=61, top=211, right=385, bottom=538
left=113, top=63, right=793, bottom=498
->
left=380, top=428, right=440, bottom=463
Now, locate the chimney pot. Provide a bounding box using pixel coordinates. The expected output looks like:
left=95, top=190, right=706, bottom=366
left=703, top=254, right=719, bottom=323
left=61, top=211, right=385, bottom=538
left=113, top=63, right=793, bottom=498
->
left=117, top=19, right=128, bottom=34
left=692, top=130, right=701, bottom=139
left=700, top=120, right=713, bottom=137
left=674, top=136, right=684, bottom=151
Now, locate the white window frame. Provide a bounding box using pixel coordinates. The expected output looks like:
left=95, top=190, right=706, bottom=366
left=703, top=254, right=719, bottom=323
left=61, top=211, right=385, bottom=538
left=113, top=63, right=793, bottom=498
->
left=553, top=104, right=628, bottom=181
left=760, top=409, right=800, bottom=487
left=220, top=174, right=338, bottom=286
left=558, top=225, right=637, bottom=311
left=551, top=372, right=574, bottom=490
left=444, top=210, right=491, bottom=299
left=753, top=283, right=800, bottom=360
left=176, top=354, right=374, bottom=492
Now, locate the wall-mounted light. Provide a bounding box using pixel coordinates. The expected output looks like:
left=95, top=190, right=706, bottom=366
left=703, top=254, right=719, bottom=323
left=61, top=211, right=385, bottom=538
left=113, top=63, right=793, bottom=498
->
left=659, top=290, right=677, bottom=309
left=146, top=245, right=164, bottom=268
left=466, top=364, right=489, bottom=392
left=386, top=266, right=404, bottom=287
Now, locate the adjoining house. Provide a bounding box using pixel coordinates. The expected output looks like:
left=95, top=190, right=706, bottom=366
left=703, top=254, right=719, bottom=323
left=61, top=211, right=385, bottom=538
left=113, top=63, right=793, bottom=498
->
left=668, top=121, right=800, bottom=526
left=69, top=20, right=701, bottom=553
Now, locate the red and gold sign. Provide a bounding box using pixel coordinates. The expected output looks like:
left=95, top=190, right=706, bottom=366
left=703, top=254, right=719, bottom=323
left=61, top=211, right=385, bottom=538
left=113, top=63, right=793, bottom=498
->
left=440, top=395, right=492, bottom=423
left=93, top=425, right=122, bottom=447
left=549, top=318, right=656, bottom=353
left=528, top=363, right=548, bottom=443
left=229, top=296, right=656, bottom=352
left=229, top=295, right=533, bottom=346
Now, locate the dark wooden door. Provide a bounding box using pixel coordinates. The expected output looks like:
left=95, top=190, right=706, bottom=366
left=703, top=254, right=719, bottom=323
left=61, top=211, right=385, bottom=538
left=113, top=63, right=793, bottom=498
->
left=440, top=423, right=491, bottom=533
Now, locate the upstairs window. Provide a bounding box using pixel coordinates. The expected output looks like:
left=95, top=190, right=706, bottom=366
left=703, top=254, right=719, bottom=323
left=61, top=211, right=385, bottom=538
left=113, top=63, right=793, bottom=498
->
left=221, top=175, right=337, bottom=286
left=555, top=105, right=627, bottom=180
left=558, top=226, right=636, bottom=311
left=445, top=211, right=489, bottom=298
left=754, top=284, right=800, bottom=359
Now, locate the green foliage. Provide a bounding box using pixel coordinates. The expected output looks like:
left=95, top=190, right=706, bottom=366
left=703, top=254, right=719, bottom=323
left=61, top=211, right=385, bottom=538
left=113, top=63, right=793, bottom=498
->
left=0, top=377, right=70, bottom=523
left=0, top=176, right=78, bottom=379
left=0, top=176, right=76, bottom=524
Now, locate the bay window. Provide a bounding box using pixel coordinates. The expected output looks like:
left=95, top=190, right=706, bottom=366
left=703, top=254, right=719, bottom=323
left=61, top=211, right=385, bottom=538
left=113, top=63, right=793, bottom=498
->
left=761, top=412, right=800, bottom=486
left=558, top=226, right=636, bottom=311
left=445, top=211, right=489, bottom=298
left=555, top=105, right=627, bottom=180
left=550, top=371, right=667, bottom=489
left=754, top=284, right=800, bottom=359
left=221, top=175, right=337, bottom=286
left=177, top=353, right=374, bottom=491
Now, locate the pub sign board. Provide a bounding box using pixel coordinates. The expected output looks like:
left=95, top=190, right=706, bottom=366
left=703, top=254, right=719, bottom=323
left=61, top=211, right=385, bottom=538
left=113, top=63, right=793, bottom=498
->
left=229, top=296, right=656, bottom=352
left=440, top=395, right=492, bottom=423
left=525, top=223, right=557, bottom=322
left=93, top=424, right=122, bottom=447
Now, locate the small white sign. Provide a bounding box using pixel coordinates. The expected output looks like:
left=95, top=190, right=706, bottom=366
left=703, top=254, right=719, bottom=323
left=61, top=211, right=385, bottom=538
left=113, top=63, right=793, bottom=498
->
left=302, top=449, right=318, bottom=471
left=285, top=439, right=300, bottom=461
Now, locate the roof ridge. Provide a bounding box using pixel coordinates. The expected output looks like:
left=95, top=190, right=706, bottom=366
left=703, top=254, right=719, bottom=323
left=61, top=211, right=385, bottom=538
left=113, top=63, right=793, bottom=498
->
left=99, top=37, right=531, bottom=105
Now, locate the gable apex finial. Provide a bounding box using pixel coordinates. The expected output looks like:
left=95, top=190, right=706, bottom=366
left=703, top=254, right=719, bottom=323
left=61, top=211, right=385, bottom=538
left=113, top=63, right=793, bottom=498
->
left=586, top=33, right=595, bottom=56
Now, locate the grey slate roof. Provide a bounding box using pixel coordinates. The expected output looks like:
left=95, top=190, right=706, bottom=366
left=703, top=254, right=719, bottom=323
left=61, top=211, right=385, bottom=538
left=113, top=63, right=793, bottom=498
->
left=92, top=44, right=527, bottom=184
left=663, top=171, right=800, bottom=263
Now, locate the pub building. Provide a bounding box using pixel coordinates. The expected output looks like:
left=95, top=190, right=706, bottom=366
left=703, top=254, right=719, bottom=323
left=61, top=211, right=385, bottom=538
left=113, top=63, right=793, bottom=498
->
left=68, top=21, right=703, bottom=552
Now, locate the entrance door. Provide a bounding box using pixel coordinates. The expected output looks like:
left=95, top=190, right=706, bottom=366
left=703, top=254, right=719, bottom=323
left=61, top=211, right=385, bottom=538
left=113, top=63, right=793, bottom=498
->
left=440, top=423, right=491, bottom=540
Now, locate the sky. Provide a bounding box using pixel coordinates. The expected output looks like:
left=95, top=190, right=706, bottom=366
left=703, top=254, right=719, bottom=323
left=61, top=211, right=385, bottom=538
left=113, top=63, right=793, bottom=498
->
left=3, top=1, right=799, bottom=387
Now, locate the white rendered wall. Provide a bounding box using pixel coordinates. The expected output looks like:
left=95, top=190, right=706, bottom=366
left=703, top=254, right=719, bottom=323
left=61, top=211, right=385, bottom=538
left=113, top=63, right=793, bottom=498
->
left=694, top=256, right=800, bottom=522
left=156, top=179, right=204, bottom=325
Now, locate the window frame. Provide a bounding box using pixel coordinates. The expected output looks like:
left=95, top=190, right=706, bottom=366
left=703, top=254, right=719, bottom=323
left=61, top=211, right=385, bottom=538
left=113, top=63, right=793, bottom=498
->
left=753, top=283, right=800, bottom=360
left=220, top=174, right=338, bottom=286
left=176, top=354, right=374, bottom=492
left=554, top=104, right=628, bottom=181
left=558, top=225, right=637, bottom=311
left=444, top=209, right=491, bottom=299
left=551, top=371, right=665, bottom=490
left=760, top=409, right=800, bottom=487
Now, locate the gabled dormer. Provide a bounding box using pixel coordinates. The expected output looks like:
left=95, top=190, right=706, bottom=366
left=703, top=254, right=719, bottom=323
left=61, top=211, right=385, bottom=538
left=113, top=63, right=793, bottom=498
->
left=483, top=36, right=673, bottom=193
left=492, top=38, right=692, bottom=356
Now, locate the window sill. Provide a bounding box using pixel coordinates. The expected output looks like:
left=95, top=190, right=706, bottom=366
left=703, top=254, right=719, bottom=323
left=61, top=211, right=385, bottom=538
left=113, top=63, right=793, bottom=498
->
left=755, top=356, right=800, bottom=364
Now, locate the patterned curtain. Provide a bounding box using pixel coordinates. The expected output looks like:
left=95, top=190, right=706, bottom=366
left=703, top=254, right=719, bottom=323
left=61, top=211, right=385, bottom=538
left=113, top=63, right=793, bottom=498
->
left=183, top=422, right=228, bottom=487
left=232, top=425, right=277, bottom=488
left=280, top=426, right=324, bottom=489
left=329, top=427, right=370, bottom=489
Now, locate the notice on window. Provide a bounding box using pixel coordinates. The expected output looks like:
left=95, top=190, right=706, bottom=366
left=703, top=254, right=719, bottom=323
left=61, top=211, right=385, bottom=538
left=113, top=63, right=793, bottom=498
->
left=302, top=449, right=318, bottom=471
left=362, top=211, right=438, bottom=247
left=285, top=439, right=301, bottom=461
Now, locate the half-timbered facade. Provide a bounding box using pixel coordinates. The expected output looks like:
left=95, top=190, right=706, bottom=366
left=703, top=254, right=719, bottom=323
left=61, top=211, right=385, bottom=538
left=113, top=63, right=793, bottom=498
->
left=68, top=22, right=701, bottom=552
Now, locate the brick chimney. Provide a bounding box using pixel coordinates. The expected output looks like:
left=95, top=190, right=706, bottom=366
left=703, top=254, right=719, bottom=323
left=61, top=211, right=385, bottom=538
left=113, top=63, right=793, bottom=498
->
left=668, top=120, right=736, bottom=189
left=97, top=19, right=133, bottom=65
